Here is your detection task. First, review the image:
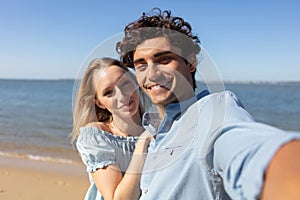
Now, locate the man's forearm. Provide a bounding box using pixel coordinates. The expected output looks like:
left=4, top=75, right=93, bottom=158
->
left=261, top=140, right=300, bottom=200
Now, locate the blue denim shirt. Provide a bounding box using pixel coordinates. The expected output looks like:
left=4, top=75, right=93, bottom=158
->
left=140, top=90, right=300, bottom=200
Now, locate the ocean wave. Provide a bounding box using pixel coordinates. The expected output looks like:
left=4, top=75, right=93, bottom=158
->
left=0, top=151, right=80, bottom=165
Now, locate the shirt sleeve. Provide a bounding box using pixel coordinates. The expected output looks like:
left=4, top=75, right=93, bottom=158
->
left=213, top=91, right=300, bottom=199
left=76, top=126, right=117, bottom=173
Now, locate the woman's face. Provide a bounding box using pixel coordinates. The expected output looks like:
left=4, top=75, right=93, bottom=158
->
left=95, top=65, right=140, bottom=118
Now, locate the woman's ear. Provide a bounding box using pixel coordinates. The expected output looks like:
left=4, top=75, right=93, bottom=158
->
left=94, top=98, right=106, bottom=109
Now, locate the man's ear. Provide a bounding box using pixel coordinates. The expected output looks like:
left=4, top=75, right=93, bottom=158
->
left=189, top=63, right=196, bottom=73
left=94, top=98, right=106, bottom=109
left=188, top=55, right=197, bottom=73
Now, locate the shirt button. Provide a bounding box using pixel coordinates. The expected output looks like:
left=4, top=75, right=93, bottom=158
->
left=144, top=188, right=148, bottom=194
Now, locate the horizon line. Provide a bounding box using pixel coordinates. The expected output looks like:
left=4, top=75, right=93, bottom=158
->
left=0, top=77, right=299, bottom=84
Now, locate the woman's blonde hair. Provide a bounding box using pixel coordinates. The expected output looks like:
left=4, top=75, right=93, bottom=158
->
left=71, top=57, right=131, bottom=144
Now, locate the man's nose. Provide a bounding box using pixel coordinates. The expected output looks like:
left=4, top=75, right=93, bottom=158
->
left=147, top=63, right=161, bottom=81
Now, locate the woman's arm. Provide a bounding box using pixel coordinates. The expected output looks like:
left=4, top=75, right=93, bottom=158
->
left=92, top=131, right=152, bottom=200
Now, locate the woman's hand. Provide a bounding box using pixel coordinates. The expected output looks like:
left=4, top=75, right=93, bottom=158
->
left=138, top=130, right=154, bottom=144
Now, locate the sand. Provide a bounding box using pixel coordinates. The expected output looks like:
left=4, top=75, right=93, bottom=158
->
left=0, top=156, right=90, bottom=200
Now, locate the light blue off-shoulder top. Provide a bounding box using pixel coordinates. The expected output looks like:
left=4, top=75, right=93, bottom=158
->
left=76, top=126, right=138, bottom=200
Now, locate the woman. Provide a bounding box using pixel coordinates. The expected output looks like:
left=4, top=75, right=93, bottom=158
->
left=71, top=57, right=152, bottom=200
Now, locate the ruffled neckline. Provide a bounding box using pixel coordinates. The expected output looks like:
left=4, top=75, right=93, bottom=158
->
left=80, top=126, right=139, bottom=141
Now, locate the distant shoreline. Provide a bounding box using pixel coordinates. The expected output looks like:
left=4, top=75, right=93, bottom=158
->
left=0, top=78, right=75, bottom=81
left=0, top=78, right=299, bottom=84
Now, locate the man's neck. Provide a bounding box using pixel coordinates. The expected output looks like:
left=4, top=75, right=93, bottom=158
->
left=156, top=104, right=166, bottom=119
left=156, top=93, right=196, bottom=119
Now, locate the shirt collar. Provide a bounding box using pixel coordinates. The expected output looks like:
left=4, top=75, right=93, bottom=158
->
left=143, top=90, right=210, bottom=135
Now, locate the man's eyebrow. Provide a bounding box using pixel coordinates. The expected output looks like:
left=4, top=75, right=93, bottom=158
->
left=133, top=58, right=144, bottom=65
left=153, top=51, right=174, bottom=58
left=133, top=51, right=175, bottom=65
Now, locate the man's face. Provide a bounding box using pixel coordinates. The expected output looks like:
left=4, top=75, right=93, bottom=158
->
left=133, top=37, right=195, bottom=107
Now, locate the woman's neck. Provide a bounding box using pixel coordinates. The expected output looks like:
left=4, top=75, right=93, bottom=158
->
left=111, top=113, right=144, bottom=137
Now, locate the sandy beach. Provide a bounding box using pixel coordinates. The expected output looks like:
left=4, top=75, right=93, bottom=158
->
left=0, top=156, right=90, bottom=200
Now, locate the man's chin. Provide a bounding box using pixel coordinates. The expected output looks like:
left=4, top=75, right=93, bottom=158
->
left=149, top=97, right=170, bottom=107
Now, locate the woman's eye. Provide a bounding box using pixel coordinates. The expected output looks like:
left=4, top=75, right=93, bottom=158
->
left=123, top=80, right=130, bottom=86
left=121, top=81, right=135, bottom=91
left=103, top=90, right=113, bottom=96
left=118, top=79, right=130, bottom=87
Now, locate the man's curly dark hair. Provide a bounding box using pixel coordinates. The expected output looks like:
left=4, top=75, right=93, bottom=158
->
left=116, top=8, right=201, bottom=90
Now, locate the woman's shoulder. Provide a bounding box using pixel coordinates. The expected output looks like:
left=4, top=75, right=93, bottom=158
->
left=80, top=122, right=110, bottom=135
left=78, top=122, right=138, bottom=145
left=79, top=122, right=109, bottom=140
left=77, top=123, right=105, bottom=145
left=83, top=122, right=107, bottom=130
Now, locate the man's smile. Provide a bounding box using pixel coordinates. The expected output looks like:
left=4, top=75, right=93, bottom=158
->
left=145, top=81, right=172, bottom=93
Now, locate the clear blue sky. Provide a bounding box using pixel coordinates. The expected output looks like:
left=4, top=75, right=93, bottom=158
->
left=1, top=0, right=299, bottom=81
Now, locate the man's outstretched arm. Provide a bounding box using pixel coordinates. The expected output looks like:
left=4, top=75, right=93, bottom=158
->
left=261, top=140, right=300, bottom=200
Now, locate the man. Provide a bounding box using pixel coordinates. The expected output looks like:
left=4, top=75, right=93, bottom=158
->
left=116, top=8, right=300, bottom=199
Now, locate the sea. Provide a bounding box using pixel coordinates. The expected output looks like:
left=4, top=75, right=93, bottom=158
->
left=0, top=79, right=299, bottom=165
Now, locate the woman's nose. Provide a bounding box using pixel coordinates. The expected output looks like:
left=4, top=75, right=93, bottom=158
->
left=114, top=87, right=130, bottom=101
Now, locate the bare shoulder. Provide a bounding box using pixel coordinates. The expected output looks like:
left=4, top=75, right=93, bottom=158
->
left=84, top=122, right=110, bottom=132
left=84, top=122, right=100, bottom=128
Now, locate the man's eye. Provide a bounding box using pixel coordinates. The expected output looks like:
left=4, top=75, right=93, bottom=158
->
left=135, top=64, right=147, bottom=71
left=159, top=57, right=172, bottom=64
